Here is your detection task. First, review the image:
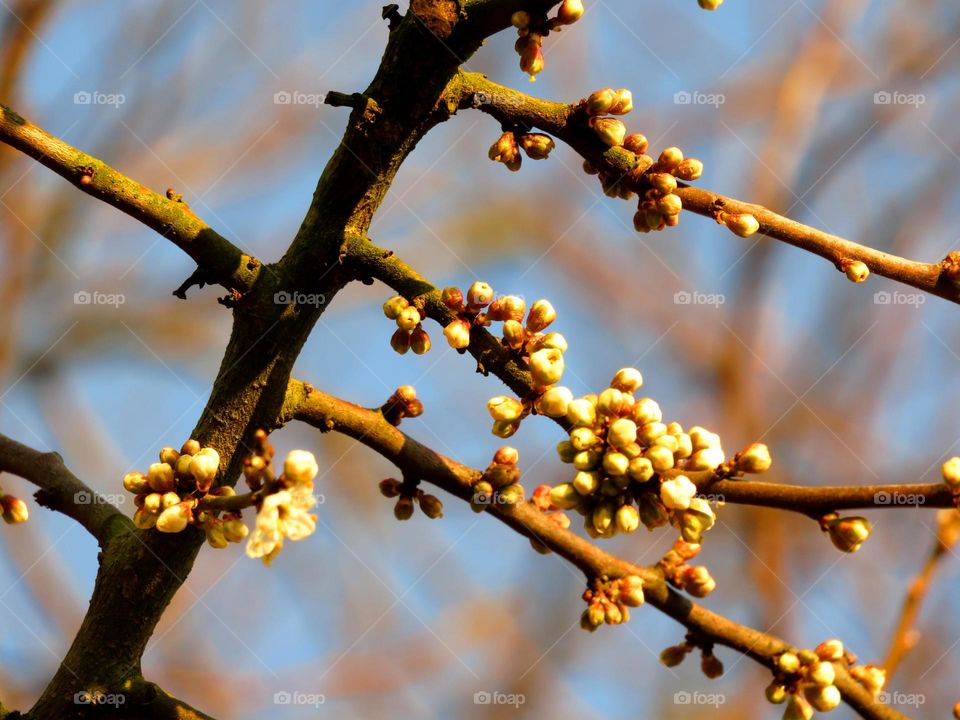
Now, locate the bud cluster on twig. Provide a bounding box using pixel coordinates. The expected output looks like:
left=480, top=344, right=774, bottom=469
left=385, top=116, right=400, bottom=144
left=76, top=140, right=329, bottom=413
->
left=380, top=385, right=424, bottom=426
left=489, top=130, right=556, bottom=171
left=579, top=573, right=645, bottom=631
left=383, top=295, right=430, bottom=355
left=379, top=476, right=444, bottom=520
left=469, top=446, right=525, bottom=512
left=766, top=640, right=867, bottom=718
left=659, top=632, right=724, bottom=678
left=510, top=1, right=585, bottom=81
left=658, top=539, right=716, bottom=597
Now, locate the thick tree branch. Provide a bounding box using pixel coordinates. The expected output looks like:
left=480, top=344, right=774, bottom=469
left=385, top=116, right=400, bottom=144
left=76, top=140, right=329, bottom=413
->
left=285, top=381, right=907, bottom=720
left=0, top=104, right=260, bottom=295
left=0, top=433, right=126, bottom=543
left=451, top=72, right=960, bottom=305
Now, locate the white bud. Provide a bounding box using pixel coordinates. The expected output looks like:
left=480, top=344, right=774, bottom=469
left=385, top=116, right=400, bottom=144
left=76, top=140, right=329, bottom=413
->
left=526, top=299, right=557, bottom=332
left=147, top=462, right=175, bottom=492
left=529, top=348, right=565, bottom=386
left=610, top=367, right=643, bottom=392
left=284, top=449, right=319, bottom=484
left=443, top=319, right=471, bottom=349
left=538, top=386, right=573, bottom=417
left=686, top=447, right=725, bottom=471
left=631, top=398, right=662, bottom=425
left=660, top=475, right=697, bottom=510
left=607, top=418, right=638, bottom=449
left=189, top=451, right=220, bottom=488
left=156, top=503, right=190, bottom=533
left=566, top=398, right=597, bottom=427
left=488, top=396, right=524, bottom=422
left=467, top=281, right=495, bottom=307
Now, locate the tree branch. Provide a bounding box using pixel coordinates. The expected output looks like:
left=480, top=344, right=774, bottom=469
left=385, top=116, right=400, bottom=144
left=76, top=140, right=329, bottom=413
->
left=0, top=104, right=260, bottom=295
left=284, top=380, right=907, bottom=720
left=0, top=433, right=126, bottom=543
left=450, top=71, right=960, bottom=305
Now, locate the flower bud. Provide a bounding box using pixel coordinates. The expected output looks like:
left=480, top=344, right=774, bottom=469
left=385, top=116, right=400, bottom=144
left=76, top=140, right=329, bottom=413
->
left=610, top=89, right=633, bottom=115
left=123, top=471, right=150, bottom=494
left=156, top=503, right=191, bottom=533
left=610, top=367, right=643, bottom=392
left=615, top=504, right=640, bottom=533
left=684, top=566, right=716, bottom=597
left=443, top=319, right=471, bottom=349
left=396, top=306, right=421, bottom=332
left=537, top=386, right=573, bottom=418
left=519, top=42, right=544, bottom=77
left=849, top=665, right=885, bottom=696
left=646, top=445, right=675, bottom=472
left=942, top=457, right=960, bottom=491
left=489, top=295, right=526, bottom=322
left=657, top=147, right=684, bottom=172
left=520, top=133, right=555, bottom=160
left=498, top=483, right=525, bottom=505
left=675, top=158, right=704, bottom=180
left=488, top=396, right=524, bottom=423
left=573, top=470, right=600, bottom=496
left=529, top=348, right=565, bottom=386
left=502, top=319, right=525, bottom=349
left=686, top=447, right=725, bottom=471
left=410, top=326, right=431, bottom=355
left=646, top=172, right=677, bottom=195
left=843, top=260, right=869, bottom=283
left=486, top=464, right=522, bottom=490
left=630, top=398, right=662, bottom=426
left=181, top=439, right=201, bottom=456
left=589, top=117, right=627, bottom=147
left=808, top=660, right=835, bottom=687
left=660, top=475, right=696, bottom=510
left=566, top=398, right=597, bottom=428
left=724, top=212, right=760, bottom=237
left=586, top=88, right=617, bottom=116
left=556, top=0, right=584, bottom=24
left=161, top=491, right=181, bottom=509
left=190, top=452, right=220, bottom=492
left=441, top=286, right=463, bottom=310
left=701, top=653, right=724, bottom=678
left=698, top=0, right=724, bottom=9
left=637, top=492, right=670, bottom=528
left=379, top=478, right=402, bottom=498
left=549, top=483, right=581, bottom=510
left=159, top=447, right=180, bottom=465
left=143, top=492, right=163, bottom=514
left=765, top=683, right=787, bottom=704
left=736, top=442, right=772, bottom=473
left=603, top=452, right=630, bottom=477
left=657, top=193, right=682, bottom=216
left=526, top=299, right=557, bottom=333
left=466, top=281, right=494, bottom=309
left=660, top=645, right=688, bottom=667
left=569, top=427, right=601, bottom=452
left=492, top=420, right=520, bottom=438
left=489, top=132, right=520, bottom=164
left=394, top=495, right=415, bottom=521
left=592, top=502, right=615, bottom=534
left=537, top=332, right=568, bottom=355
left=279, top=451, right=316, bottom=488
left=607, top=418, right=638, bottom=449
left=778, top=652, right=801, bottom=674
left=223, top=517, right=249, bottom=543
left=804, top=684, right=841, bottom=712
left=596, top=388, right=627, bottom=417
left=205, top=521, right=229, bottom=549
left=1, top=495, right=28, bottom=524
left=815, top=639, right=844, bottom=661
left=147, top=462, right=176, bottom=493
left=628, top=457, right=655, bottom=482
left=390, top=328, right=411, bottom=354
left=825, top=515, right=872, bottom=552
left=783, top=694, right=813, bottom=720
left=511, top=10, right=530, bottom=28
left=382, top=295, right=409, bottom=319
left=419, top=493, right=444, bottom=519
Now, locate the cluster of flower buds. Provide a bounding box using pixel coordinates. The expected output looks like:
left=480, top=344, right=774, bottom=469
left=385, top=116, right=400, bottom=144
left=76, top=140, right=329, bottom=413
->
left=659, top=634, right=724, bottom=678
left=631, top=147, right=707, bottom=233
left=488, top=130, right=556, bottom=171
left=381, top=385, right=424, bottom=426
left=124, top=439, right=222, bottom=534
left=510, top=1, right=584, bottom=80
left=383, top=295, right=431, bottom=355
left=379, top=477, right=444, bottom=520
left=544, top=367, right=771, bottom=544
left=766, top=641, right=851, bottom=718
left=839, top=259, right=870, bottom=284
left=580, top=573, right=645, bottom=631
left=470, top=447, right=525, bottom=511
left=698, top=0, right=724, bottom=9
left=658, top=539, right=716, bottom=597
left=0, top=489, right=28, bottom=525
left=245, top=446, right=320, bottom=565
left=818, top=512, right=872, bottom=553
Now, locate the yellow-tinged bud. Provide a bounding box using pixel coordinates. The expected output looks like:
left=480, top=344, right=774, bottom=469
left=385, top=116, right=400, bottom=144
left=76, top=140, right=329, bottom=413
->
left=520, top=133, right=555, bottom=160
left=489, top=294, right=526, bottom=322
left=556, top=440, right=577, bottom=464
left=807, top=685, right=841, bottom=712
left=686, top=446, right=725, bottom=471
left=1, top=495, right=28, bottom=524
left=549, top=483, right=581, bottom=510
left=603, top=452, right=630, bottom=477
left=589, top=116, right=627, bottom=147
left=628, top=457, right=655, bottom=482
left=592, top=502, right=616, bottom=535
left=147, top=463, right=175, bottom=493
left=615, top=504, right=640, bottom=533
left=683, top=565, right=716, bottom=597
left=765, top=683, right=787, bottom=704
left=638, top=492, right=670, bottom=528
left=498, top=483, right=525, bottom=505
left=778, top=652, right=801, bottom=674
left=675, top=158, right=704, bottom=180
left=529, top=348, right=565, bottom=386
left=736, top=442, right=772, bottom=473
left=223, top=517, right=249, bottom=543
left=511, top=10, right=530, bottom=28
left=491, top=419, right=520, bottom=439
left=573, top=449, right=601, bottom=470
left=556, top=0, right=584, bottom=25
left=161, top=491, right=180, bottom=509
left=610, top=89, right=633, bottom=115
left=815, top=639, right=844, bottom=661
left=526, top=299, right=557, bottom=333
left=489, top=132, right=520, bottom=164
left=607, top=418, right=638, bottom=449
left=394, top=495, right=415, bottom=521
left=466, top=281, right=494, bottom=308
left=133, top=507, right=157, bottom=529
left=159, top=447, right=180, bottom=465
left=657, top=193, right=682, bottom=216
left=646, top=445, right=675, bottom=472
left=724, top=212, right=760, bottom=237
left=699, top=0, right=724, bottom=9
left=844, top=260, right=870, bottom=283
left=488, top=396, right=524, bottom=423
left=382, top=295, right=409, bottom=319
left=849, top=665, right=886, bottom=695
left=390, top=328, right=411, bottom=354
left=657, top=147, right=683, bottom=172
left=123, top=471, right=150, bottom=494
left=181, top=439, right=201, bottom=456
left=660, top=475, right=696, bottom=510
left=407, top=326, right=430, bottom=355
left=396, top=306, right=421, bottom=332
left=809, top=661, right=836, bottom=687
left=630, top=398, right=661, bottom=426
left=443, top=319, right=471, bottom=349
left=538, top=386, right=573, bottom=418
left=284, top=449, right=318, bottom=485
left=825, top=515, right=872, bottom=552
left=190, top=451, right=220, bottom=491
left=783, top=694, right=813, bottom=720
left=623, top=133, right=649, bottom=155
left=566, top=398, right=597, bottom=427
left=660, top=645, right=688, bottom=667
left=586, top=88, right=617, bottom=116
left=609, top=367, right=642, bottom=393
left=573, top=470, right=600, bottom=496
left=942, top=456, right=960, bottom=491
left=419, top=493, right=444, bottom=519
left=206, top=522, right=229, bottom=549
left=157, top=503, right=191, bottom=533
left=646, top=172, right=677, bottom=195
